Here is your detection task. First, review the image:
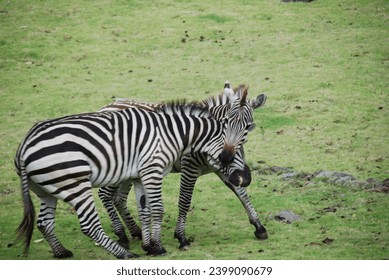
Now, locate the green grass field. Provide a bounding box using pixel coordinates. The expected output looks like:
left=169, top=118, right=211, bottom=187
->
left=0, top=0, right=388, bottom=260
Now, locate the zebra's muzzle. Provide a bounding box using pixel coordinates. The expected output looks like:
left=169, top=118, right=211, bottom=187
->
left=229, top=164, right=252, bottom=188
left=219, top=145, right=235, bottom=167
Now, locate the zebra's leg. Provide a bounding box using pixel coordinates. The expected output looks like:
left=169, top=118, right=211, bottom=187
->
left=63, top=181, right=138, bottom=259
left=227, top=184, right=268, bottom=240
left=114, top=181, right=142, bottom=240
left=37, top=195, right=73, bottom=258
left=147, top=183, right=166, bottom=256
left=174, top=166, right=200, bottom=250
left=135, top=177, right=166, bottom=256
left=98, top=186, right=130, bottom=249
left=133, top=181, right=152, bottom=253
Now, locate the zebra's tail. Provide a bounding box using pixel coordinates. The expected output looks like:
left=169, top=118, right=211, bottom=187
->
left=16, top=159, right=35, bottom=257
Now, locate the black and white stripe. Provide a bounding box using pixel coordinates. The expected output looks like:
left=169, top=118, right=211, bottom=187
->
left=15, top=94, right=252, bottom=258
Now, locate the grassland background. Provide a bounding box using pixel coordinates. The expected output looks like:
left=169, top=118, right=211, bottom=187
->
left=0, top=0, right=388, bottom=259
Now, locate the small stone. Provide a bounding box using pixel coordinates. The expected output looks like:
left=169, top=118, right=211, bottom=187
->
left=275, top=210, right=302, bottom=223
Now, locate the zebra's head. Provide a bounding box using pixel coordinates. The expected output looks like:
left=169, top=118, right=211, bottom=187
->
left=218, top=87, right=255, bottom=167
left=209, top=84, right=266, bottom=186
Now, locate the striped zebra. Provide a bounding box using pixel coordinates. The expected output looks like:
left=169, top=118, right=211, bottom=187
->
left=98, top=83, right=268, bottom=250
left=14, top=92, right=254, bottom=258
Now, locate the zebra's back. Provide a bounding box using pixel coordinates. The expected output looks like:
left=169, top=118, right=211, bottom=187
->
left=17, top=109, right=161, bottom=188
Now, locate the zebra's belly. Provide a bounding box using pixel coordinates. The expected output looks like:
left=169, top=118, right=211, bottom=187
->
left=89, top=163, right=140, bottom=188
left=91, top=160, right=175, bottom=187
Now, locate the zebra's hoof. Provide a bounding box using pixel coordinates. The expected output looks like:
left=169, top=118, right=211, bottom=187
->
left=142, top=243, right=151, bottom=252
left=179, top=239, right=191, bottom=251
left=156, top=247, right=167, bottom=256
left=254, top=230, right=268, bottom=240
left=146, top=246, right=167, bottom=256
left=117, top=235, right=130, bottom=250
left=54, top=249, right=73, bottom=259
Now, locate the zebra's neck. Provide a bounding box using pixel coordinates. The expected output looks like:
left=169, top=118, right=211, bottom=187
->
left=146, top=110, right=224, bottom=160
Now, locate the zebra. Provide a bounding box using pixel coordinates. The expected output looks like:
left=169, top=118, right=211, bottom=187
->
left=14, top=92, right=254, bottom=258
left=98, top=83, right=268, bottom=250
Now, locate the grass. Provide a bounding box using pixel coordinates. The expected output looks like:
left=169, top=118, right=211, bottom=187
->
left=0, top=0, right=388, bottom=260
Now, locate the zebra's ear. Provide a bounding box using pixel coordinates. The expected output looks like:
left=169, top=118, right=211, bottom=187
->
left=223, top=81, right=235, bottom=103
left=251, top=93, right=267, bottom=109
left=240, top=87, right=249, bottom=107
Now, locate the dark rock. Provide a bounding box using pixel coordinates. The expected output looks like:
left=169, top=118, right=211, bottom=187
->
left=256, top=165, right=387, bottom=193
left=366, top=178, right=389, bottom=193
left=315, top=171, right=356, bottom=185
left=275, top=210, right=302, bottom=223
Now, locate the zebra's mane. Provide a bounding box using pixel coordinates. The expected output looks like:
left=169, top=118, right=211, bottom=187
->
left=156, top=99, right=213, bottom=118
left=113, top=98, right=164, bottom=107
left=202, top=92, right=230, bottom=108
